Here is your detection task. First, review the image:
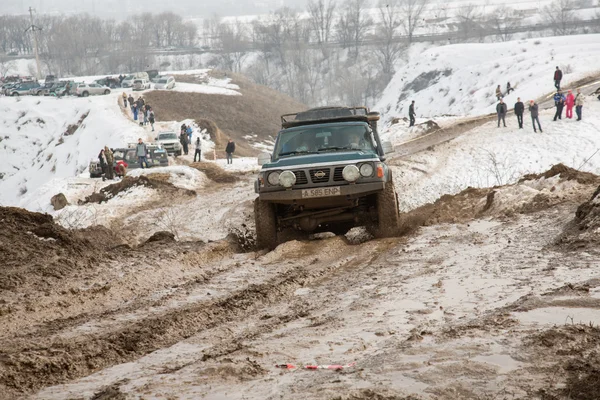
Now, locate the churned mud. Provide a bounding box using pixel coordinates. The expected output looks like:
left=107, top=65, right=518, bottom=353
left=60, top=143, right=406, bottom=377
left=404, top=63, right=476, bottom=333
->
left=2, top=166, right=600, bottom=399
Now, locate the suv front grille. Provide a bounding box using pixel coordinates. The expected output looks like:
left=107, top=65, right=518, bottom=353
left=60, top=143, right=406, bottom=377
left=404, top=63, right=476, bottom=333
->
left=294, top=170, right=308, bottom=185
left=309, top=168, right=331, bottom=183
left=333, top=167, right=345, bottom=182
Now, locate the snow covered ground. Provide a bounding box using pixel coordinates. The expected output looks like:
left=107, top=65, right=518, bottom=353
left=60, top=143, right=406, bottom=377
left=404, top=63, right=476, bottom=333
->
left=392, top=95, right=600, bottom=211
left=377, top=34, right=600, bottom=123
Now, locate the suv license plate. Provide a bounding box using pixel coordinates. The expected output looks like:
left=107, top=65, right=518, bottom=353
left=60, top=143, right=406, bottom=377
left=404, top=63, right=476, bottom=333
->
left=302, top=186, right=341, bottom=198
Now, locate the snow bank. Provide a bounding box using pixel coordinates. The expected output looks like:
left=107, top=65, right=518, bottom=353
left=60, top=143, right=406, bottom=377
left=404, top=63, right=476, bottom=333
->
left=378, top=34, right=600, bottom=123
left=0, top=94, right=147, bottom=208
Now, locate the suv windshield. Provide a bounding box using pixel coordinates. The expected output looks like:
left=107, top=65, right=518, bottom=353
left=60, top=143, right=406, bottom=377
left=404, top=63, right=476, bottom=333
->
left=158, top=133, right=177, bottom=140
left=158, top=79, right=167, bottom=83
left=274, top=123, right=376, bottom=159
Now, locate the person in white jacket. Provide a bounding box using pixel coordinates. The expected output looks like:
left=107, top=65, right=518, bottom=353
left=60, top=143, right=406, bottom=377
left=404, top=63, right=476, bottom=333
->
left=575, top=88, right=585, bottom=121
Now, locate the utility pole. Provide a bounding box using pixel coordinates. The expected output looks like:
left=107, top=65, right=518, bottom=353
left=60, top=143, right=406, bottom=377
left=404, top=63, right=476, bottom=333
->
left=26, top=6, right=42, bottom=80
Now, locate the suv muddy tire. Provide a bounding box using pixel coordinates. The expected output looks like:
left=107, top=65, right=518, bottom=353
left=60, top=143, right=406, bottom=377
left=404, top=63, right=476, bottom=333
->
left=372, top=180, right=400, bottom=238
left=254, top=198, right=278, bottom=250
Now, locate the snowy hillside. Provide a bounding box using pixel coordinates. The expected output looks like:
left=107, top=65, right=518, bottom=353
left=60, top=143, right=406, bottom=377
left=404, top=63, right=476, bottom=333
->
left=0, top=95, right=146, bottom=207
left=377, top=34, right=600, bottom=123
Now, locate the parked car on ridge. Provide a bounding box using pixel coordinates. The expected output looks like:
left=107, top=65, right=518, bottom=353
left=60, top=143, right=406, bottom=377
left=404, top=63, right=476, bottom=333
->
left=154, top=76, right=175, bottom=90
left=133, top=79, right=151, bottom=91
left=76, top=83, right=111, bottom=97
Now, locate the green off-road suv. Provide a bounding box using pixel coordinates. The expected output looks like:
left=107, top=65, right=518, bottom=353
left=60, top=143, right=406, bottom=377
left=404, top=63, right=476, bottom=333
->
left=254, top=106, right=399, bottom=249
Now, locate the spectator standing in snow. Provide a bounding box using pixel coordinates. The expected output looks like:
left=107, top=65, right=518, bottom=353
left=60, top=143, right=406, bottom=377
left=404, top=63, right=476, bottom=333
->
left=565, top=90, right=575, bottom=119
left=553, top=91, right=566, bottom=121
left=104, top=146, right=114, bottom=180
left=514, top=97, right=524, bottom=129
left=187, top=125, right=193, bottom=144
left=179, top=130, right=189, bottom=155
left=496, top=85, right=503, bottom=100
left=496, top=99, right=507, bottom=127
left=136, top=138, right=149, bottom=168
left=225, top=139, right=235, bottom=164
left=194, top=137, right=201, bottom=162
left=554, top=67, right=563, bottom=90
left=408, top=101, right=416, bottom=127
left=506, top=82, right=514, bottom=94
left=98, top=149, right=108, bottom=180
left=122, top=92, right=128, bottom=108
left=132, top=104, right=138, bottom=121
left=529, top=100, right=543, bottom=133
left=149, top=110, right=155, bottom=131
left=575, top=88, right=585, bottom=121
left=128, top=94, right=134, bottom=110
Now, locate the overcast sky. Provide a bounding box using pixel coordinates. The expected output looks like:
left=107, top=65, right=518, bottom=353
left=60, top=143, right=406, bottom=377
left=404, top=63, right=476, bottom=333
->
left=1, top=0, right=310, bottom=18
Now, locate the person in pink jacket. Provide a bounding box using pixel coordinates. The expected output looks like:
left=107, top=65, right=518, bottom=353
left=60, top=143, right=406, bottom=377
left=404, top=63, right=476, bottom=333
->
left=565, top=90, right=575, bottom=119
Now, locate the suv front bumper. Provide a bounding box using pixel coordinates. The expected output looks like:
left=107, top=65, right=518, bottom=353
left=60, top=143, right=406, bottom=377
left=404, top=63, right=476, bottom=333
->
left=259, top=181, right=385, bottom=202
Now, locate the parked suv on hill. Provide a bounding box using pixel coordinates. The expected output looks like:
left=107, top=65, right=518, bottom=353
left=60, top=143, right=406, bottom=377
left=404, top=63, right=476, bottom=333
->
left=254, top=106, right=399, bottom=249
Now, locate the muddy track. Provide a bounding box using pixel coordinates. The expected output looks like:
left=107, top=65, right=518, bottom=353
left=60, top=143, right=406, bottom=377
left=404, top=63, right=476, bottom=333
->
left=0, top=240, right=377, bottom=396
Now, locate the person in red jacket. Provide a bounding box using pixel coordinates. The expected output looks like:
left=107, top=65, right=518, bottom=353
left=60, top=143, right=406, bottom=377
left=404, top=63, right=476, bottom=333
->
left=554, top=66, right=563, bottom=90
left=565, top=89, right=575, bottom=119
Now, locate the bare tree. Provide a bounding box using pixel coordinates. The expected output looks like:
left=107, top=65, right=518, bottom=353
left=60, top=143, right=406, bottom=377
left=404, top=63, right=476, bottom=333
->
left=543, top=0, right=577, bottom=35
left=373, top=0, right=405, bottom=80
left=0, top=56, right=16, bottom=78
left=307, top=0, right=337, bottom=45
left=216, top=19, right=249, bottom=73
left=455, top=4, right=483, bottom=41
left=399, top=0, right=430, bottom=43
left=336, top=0, right=372, bottom=60
left=487, top=6, right=521, bottom=42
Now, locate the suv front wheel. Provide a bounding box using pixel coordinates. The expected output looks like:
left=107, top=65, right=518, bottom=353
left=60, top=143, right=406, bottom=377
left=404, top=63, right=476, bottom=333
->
left=254, top=198, right=278, bottom=250
left=371, top=179, right=400, bottom=238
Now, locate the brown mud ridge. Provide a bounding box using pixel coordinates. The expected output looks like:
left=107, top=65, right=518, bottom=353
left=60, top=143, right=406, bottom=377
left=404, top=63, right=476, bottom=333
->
left=331, top=390, right=422, bottom=400
left=557, top=183, right=600, bottom=251
left=0, top=207, right=121, bottom=291
left=189, top=161, right=241, bottom=183
left=80, top=175, right=196, bottom=204
left=403, top=163, right=599, bottom=230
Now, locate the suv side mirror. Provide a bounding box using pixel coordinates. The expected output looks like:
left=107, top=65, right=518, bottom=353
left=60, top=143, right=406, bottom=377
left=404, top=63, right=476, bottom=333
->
left=258, top=152, right=271, bottom=165
left=382, top=141, right=395, bottom=154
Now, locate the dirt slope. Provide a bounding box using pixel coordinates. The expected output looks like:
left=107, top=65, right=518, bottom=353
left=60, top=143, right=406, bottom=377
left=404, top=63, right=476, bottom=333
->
left=144, top=71, right=307, bottom=157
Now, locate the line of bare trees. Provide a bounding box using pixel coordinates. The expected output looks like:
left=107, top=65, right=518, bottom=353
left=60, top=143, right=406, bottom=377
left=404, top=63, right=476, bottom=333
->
left=0, top=12, right=197, bottom=76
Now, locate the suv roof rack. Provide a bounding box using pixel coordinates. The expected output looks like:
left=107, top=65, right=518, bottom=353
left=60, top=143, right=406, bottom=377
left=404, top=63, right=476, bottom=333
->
left=281, top=106, right=380, bottom=129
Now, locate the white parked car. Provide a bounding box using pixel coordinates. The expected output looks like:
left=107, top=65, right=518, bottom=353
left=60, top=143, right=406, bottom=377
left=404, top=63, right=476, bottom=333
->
left=154, top=76, right=176, bottom=90
left=155, top=131, right=182, bottom=156
left=76, top=83, right=111, bottom=97
left=133, top=79, right=151, bottom=91
left=121, top=72, right=149, bottom=88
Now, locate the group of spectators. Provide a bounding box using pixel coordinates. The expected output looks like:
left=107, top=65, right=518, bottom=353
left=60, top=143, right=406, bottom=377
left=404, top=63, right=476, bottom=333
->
left=494, top=66, right=587, bottom=132
left=122, top=93, right=155, bottom=131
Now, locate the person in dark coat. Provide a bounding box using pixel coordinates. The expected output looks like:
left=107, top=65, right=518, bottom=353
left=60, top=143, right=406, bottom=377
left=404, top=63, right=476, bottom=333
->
left=98, top=149, right=108, bottom=180
left=179, top=131, right=189, bottom=155
left=529, top=100, right=543, bottom=133
left=514, top=97, right=524, bottom=129
left=408, top=100, right=416, bottom=127
left=194, top=137, right=201, bottom=162
left=553, top=91, right=566, bottom=121
left=506, top=82, right=514, bottom=94
left=225, top=139, right=235, bottom=164
left=496, top=99, right=507, bottom=127
left=554, top=66, right=563, bottom=90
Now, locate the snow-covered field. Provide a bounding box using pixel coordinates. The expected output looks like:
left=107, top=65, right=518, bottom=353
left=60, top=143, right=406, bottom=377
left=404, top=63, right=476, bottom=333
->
left=377, top=34, right=600, bottom=122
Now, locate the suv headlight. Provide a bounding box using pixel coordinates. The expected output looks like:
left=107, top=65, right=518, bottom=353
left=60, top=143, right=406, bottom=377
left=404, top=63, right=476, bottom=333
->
left=342, top=165, right=360, bottom=182
left=267, top=171, right=280, bottom=186
left=279, top=170, right=296, bottom=188
left=359, top=163, right=374, bottom=177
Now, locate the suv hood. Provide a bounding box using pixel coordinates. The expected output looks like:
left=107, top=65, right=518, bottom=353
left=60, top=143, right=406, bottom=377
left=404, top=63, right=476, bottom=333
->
left=262, top=151, right=379, bottom=170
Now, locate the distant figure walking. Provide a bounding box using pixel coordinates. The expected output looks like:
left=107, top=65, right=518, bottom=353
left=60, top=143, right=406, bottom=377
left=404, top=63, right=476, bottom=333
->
left=128, top=95, right=134, bottom=112
left=553, top=91, right=565, bottom=121
left=132, top=104, right=138, bottom=121
left=496, top=99, right=507, bottom=127
left=554, top=66, right=563, bottom=90
left=575, top=88, right=585, bottom=121
left=149, top=110, right=155, bottom=131
left=104, top=146, right=114, bottom=180
left=565, top=90, right=575, bottom=119
left=506, top=82, right=514, bottom=94
left=194, top=137, right=201, bottom=162
left=514, top=97, right=524, bottom=129
left=408, top=100, right=416, bottom=127
left=122, top=92, right=128, bottom=108
left=529, top=100, right=543, bottom=133
left=187, top=125, right=193, bottom=144
left=225, top=139, right=235, bottom=164
left=496, top=85, right=503, bottom=100
left=98, top=149, right=108, bottom=181
left=136, top=138, right=149, bottom=168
